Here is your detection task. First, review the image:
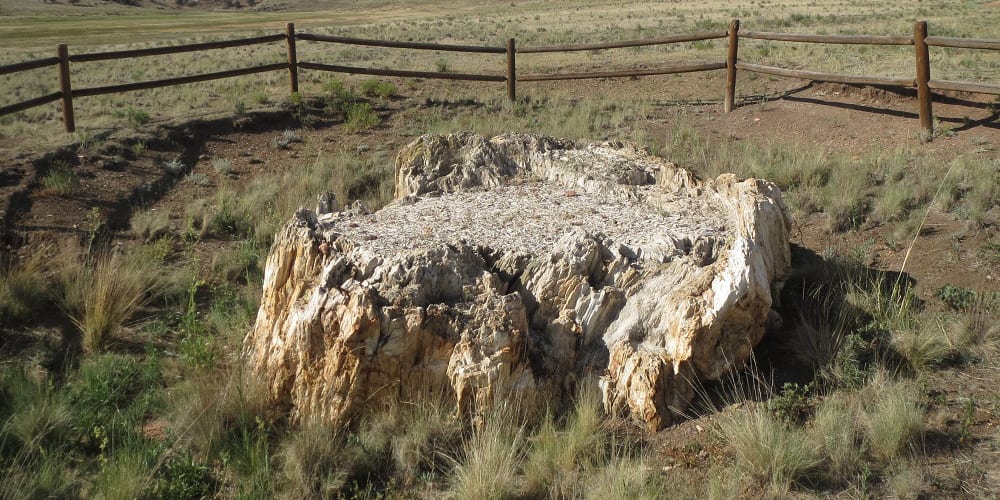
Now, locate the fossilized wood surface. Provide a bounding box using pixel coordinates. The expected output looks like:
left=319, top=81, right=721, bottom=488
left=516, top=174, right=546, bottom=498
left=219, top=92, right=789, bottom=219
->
left=244, top=132, right=792, bottom=430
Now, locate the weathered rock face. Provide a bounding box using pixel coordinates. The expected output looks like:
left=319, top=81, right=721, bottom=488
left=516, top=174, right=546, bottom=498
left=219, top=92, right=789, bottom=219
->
left=244, top=133, right=792, bottom=431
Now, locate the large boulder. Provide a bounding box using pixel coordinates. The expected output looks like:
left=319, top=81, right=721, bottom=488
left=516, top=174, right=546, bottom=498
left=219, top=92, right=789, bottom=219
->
left=244, top=133, right=792, bottom=431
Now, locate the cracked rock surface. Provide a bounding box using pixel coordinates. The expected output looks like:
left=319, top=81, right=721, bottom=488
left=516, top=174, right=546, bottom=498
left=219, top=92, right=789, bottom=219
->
left=244, top=132, right=792, bottom=430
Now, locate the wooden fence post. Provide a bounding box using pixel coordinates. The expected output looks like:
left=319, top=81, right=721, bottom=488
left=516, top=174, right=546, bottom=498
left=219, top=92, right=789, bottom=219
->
left=724, top=19, right=740, bottom=112
left=57, top=43, right=74, bottom=133
left=287, top=22, right=299, bottom=94
left=506, top=38, right=516, bottom=101
left=914, top=21, right=933, bottom=141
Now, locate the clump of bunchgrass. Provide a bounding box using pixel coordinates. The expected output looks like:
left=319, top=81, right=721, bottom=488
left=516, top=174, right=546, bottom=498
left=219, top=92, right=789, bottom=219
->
left=715, top=400, right=822, bottom=491
left=583, top=453, right=663, bottom=500
left=0, top=247, right=53, bottom=325
left=523, top=381, right=605, bottom=497
left=278, top=418, right=349, bottom=498
left=54, top=248, right=168, bottom=353
left=885, top=461, right=926, bottom=499
left=90, top=446, right=158, bottom=500
left=890, top=322, right=952, bottom=372
left=183, top=198, right=212, bottom=240
left=211, top=240, right=264, bottom=284
left=810, top=393, right=864, bottom=485
left=0, top=451, right=78, bottom=500
left=130, top=208, right=171, bottom=242
left=169, top=372, right=236, bottom=454
left=448, top=401, right=526, bottom=500
left=211, top=158, right=234, bottom=176
left=859, top=375, right=924, bottom=463
left=1, top=367, right=72, bottom=458
left=390, top=399, right=462, bottom=484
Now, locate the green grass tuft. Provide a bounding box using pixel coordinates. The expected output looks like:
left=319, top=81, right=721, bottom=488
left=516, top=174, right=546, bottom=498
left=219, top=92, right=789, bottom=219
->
left=39, top=167, right=80, bottom=196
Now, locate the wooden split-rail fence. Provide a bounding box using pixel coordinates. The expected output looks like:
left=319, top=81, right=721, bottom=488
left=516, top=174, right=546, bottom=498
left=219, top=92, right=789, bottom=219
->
left=2, top=20, right=999, bottom=141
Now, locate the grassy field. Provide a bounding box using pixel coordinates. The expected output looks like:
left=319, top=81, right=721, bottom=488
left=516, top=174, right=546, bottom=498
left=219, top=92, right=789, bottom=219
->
left=2, top=0, right=999, bottom=145
left=1, top=0, right=999, bottom=498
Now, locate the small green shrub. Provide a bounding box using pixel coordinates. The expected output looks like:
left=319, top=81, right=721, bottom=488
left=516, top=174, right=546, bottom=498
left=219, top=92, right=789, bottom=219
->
left=151, top=455, right=216, bottom=499
left=115, top=106, right=151, bottom=128
left=768, top=382, right=815, bottom=424
left=186, top=172, right=211, bottom=187
left=67, top=353, right=162, bottom=451
left=129, top=141, right=147, bottom=157
left=323, top=78, right=359, bottom=113
left=344, top=102, right=380, bottom=131
left=935, top=284, right=977, bottom=311
left=323, top=78, right=346, bottom=95
left=359, top=78, right=397, bottom=98
left=161, top=158, right=187, bottom=175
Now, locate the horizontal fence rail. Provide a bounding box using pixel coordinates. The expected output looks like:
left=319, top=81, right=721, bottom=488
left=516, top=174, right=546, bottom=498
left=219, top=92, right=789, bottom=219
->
left=0, top=92, right=62, bottom=116
left=735, top=62, right=915, bottom=87
left=73, top=63, right=289, bottom=97
left=924, top=36, right=1000, bottom=50
left=0, top=20, right=997, bottom=141
left=0, top=57, right=59, bottom=76
left=519, top=62, right=726, bottom=82
left=68, top=34, right=286, bottom=62
left=740, top=31, right=913, bottom=45
left=296, top=33, right=506, bottom=53
left=927, top=80, right=1000, bottom=96
left=518, top=31, right=727, bottom=53
left=298, top=61, right=505, bottom=82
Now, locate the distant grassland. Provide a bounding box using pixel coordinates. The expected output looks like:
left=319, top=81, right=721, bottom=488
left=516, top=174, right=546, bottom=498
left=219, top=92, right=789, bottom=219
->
left=1, top=0, right=999, bottom=143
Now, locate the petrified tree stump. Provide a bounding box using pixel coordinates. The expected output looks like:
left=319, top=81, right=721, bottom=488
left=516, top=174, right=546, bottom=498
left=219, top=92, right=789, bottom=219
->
left=244, top=133, right=791, bottom=431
